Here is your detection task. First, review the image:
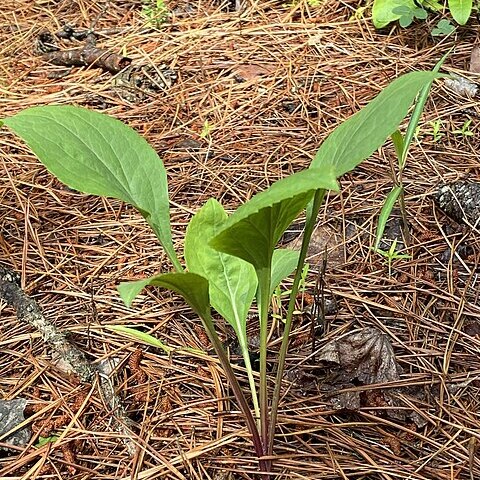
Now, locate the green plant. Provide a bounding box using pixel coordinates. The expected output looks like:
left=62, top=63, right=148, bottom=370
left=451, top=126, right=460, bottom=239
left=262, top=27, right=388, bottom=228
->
left=35, top=436, right=59, bottom=447
left=374, top=54, right=447, bottom=255
left=372, top=0, right=473, bottom=28
left=141, top=0, right=169, bottom=27
left=393, top=3, right=428, bottom=27
left=452, top=118, right=474, bottom=136
left=429, top=118, right=444, bottom=142
left=1, top=70, right=439, bottom=474
left=271, top=262, right=310, bottom=322
left=373, top=239, right=412, bottom=276
left=432, top=18, right=456, bottom=36
left=200, top=119, right=213, bottom=139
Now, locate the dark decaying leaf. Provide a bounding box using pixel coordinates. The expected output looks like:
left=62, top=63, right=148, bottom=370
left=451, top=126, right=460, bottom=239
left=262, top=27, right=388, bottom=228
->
left=285, top=222, right=344, bottom=268
left=316, top=327, right=401, bottom=386
left=313, top=328, right=430, bottom=427
left=0, top=399, right=31, bottom=449
left=435, top=181, right=480, bottom=228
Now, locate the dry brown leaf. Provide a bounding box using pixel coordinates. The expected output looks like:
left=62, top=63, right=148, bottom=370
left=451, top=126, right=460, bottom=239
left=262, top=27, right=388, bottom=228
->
left=317, top=327, right=401, bottom=385
left=287, top=223, right=343, bottom=268
left=470, top=45, right=480, bottom=73
left=233, top=63, right=275, bottom=82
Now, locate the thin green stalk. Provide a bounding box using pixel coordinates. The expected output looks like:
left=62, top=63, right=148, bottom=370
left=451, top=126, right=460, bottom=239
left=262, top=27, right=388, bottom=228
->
left=200, top=311, right=268, bottom=471
left=238, top=334, right=261, bottom=426
left=268, top=189, right=326, bottom=455
left=256, top=265, right=273, bottom=451
left=396, top=172, right=410, bottom=246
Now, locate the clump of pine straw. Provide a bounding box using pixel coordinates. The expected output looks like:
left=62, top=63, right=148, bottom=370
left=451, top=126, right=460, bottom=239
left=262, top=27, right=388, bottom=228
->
left=1, top=0, right=480, bottom=478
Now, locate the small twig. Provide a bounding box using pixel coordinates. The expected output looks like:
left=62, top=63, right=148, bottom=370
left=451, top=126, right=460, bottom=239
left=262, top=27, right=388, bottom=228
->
left=0, top=265, right=136, bottom=456
left=43, top=44, right=131, bottom=74
left=0, top=265, right=94, bottom=382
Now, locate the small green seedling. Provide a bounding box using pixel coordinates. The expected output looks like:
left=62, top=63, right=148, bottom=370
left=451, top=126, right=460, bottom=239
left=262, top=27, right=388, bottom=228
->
left=2, top=69, right=439, bottom=475
left=452, top=119, right=474, bottom=137
left=200, top=119, right=214, bottom=139
left=141, top=0, right=169, bottom=27
left=374, top=239, right=412, bottom=276
left=432, top=18, right=456, bottom=36
left=351, top=5, right=368, bottom=20
left=429, top=119, right=444, bottom=142
left=271, top=262, right=310, bottom=322
left=392, top=4, right=428, bottom=27
left=374, top=53, right=447, bottom=256
left=35, top=436, right=59, bottom=447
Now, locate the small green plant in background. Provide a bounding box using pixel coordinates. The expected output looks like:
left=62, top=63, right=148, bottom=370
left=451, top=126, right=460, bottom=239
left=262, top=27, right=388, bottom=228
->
left=431, top=18, right=456, bottom=36
left=1, top=70, right=440, bottom=474
left=452, top=118, right=474, bottom=137
left=200, top=119, right=214, bottom=139
left=373, top=54, right=447, bottom=258
left=141, top=0, right=169, bottom=27
left=392, top=3, right=428, bottom=27
left=429, top=119, right=444, bottom=142
left=272, top=263, right=311, bottom=322
left=35, top=436, right=59, bottom=448
left=372, top=0, right=473, bottom=29
left=374, top=239, right=412, bottom=276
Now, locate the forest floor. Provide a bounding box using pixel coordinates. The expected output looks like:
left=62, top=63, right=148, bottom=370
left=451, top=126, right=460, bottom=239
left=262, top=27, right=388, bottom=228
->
left=1, top=1, right=480, bottom=479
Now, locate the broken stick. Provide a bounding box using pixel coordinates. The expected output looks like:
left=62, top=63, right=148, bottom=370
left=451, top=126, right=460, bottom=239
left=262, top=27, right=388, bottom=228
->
left=0, top=265, right=136, bottom=456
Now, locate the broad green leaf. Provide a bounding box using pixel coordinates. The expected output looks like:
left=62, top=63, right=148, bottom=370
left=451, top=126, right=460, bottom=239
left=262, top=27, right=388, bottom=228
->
left=372, top=0, right=416, bottom=28
left=184, top=198, right=257, bottom=338
left=184, top=198, right=260, bottom=419
left=312, top=71, right=439, bottom=176
left=270, top=248, right=300, bottom=296
left=210, top=168, right=338, bottom=271
left=448, top=0, right=472, bottom=25
left=398, top=13, right=414, bottom=28
left=374, top=185, right=402, bottom=250
left=109, top=325, right=172, bottom=353
left=2, top=106, right=181, bottom=270
left=118, top=272, right=210, bottom=319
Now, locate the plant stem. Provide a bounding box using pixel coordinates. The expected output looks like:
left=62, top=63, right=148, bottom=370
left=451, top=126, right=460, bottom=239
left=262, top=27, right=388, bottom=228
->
left=396, top=174, right=411, bottom=247
left=238, top=337, right=261, bottom=427
left=200, top=311, right=268, bottom=471
left=267, top=189, right=325, bottom=455
left=257, top=265, right=273, bottom=451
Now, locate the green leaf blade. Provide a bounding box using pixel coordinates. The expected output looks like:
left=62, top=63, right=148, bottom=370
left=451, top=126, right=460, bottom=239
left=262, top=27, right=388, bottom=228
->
left=391, top=130, right=404, bottom=161
left=3, top=106, right=180, bottom=269
left=184, top=198, right=257, bottom=337
left=374, top=185, right=403, bottom=250
left=210, top=168, right=338, bottom=271
left=270, top=248, right=300, bottom=296
left=312, top=71, right=439, bottom=176
left=448, top=0, right=472, bottom=25
left=118, top=272, right=210, bottom=319
left=109, top=325, right=172, bottom=353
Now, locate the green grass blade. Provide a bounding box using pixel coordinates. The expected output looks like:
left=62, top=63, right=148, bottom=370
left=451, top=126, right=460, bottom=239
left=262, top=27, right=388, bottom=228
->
left=109, top=325, right=172, bottom=353
left=374, top=185, right=403, bottom=250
